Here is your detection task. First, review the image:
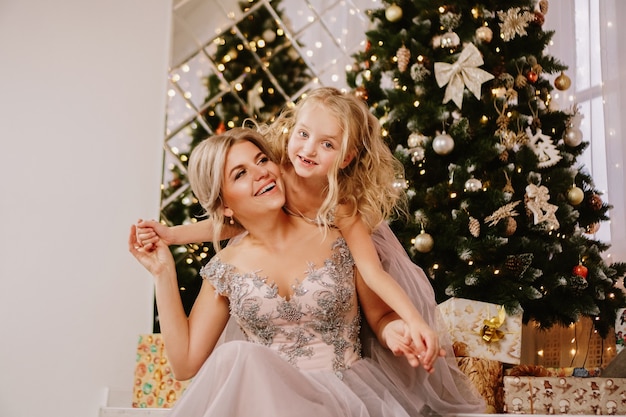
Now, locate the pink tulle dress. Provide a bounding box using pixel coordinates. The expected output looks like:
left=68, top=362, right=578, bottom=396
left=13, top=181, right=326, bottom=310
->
left=167, top=226, right=485, bottom=417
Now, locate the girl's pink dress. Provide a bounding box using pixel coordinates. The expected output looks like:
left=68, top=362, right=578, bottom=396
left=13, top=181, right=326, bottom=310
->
left=167, top=231, right=485, bottom=416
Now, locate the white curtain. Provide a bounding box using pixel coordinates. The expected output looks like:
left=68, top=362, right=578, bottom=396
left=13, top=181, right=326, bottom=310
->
left=598, top=1, right=626, bottom=265
left=546, top=1, right=626, bottom=265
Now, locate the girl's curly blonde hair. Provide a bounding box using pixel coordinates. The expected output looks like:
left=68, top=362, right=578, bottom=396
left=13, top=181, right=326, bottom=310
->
left=260, top=87, right=407, bottom=232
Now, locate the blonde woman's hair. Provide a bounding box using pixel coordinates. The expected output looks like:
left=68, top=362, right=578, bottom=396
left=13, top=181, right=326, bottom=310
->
left=187, top=127, right=272, bottom=251
left=261, top=87, right=407, bottom=231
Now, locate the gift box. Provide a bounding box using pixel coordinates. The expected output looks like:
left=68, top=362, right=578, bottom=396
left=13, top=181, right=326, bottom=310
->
left=133, top=333, right=191, bottom=408
left=615, top=308, right=626, bottom=353
left=456, top=356, right=504, bottom=413
left=437, top=297, right=522, bottom=364
left=503, top=376, right=626, bottom=414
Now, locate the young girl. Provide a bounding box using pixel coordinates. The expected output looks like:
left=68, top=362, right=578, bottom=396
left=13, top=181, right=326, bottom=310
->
left=137, top=88, right=485, bottom=413
left=130, top=129, right=425, bottom=416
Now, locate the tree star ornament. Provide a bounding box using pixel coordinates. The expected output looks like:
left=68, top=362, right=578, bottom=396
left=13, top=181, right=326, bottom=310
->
left=526, top=127, right=562, bottom=168
left=525, top=183, right=560, bottom=229
left=434, top=43, right=494, bottom=109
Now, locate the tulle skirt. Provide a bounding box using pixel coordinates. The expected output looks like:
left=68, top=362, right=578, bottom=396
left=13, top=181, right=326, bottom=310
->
left=172, top=223, right=486, bottom=416
left=366, top=222, right=486, bottom=415
left=170, top=341, right=427, bottom=417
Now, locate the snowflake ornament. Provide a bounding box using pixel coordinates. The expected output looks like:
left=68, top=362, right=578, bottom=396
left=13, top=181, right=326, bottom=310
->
left=497, top=8, right=535, bottom=42
left=526, top=127, right=562, bottom=168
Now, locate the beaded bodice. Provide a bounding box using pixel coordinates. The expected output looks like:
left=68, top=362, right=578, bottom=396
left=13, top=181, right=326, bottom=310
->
left=201, top=238, right=361, bottom=374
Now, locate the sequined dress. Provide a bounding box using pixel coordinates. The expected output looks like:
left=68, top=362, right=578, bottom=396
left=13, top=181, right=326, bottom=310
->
left=168, top=233, right=485, bottom=417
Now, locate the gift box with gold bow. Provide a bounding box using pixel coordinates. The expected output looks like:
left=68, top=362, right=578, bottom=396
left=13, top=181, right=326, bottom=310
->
left=132, top=333, right=191, bottom=408
left=437, top=297, right=522, bottom=364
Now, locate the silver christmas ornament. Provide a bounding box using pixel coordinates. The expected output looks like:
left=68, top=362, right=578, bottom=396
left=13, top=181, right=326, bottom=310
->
left=464, top=178, right=483, bottom=192
left=432, top=132, right=455, bottom=155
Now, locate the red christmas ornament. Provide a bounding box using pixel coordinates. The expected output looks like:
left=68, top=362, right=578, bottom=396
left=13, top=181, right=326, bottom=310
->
left=526, top=70, right=539, bottom=83
left=573, top=264, right=588, bottom=279
left=534, top=11, right=545, bottom=26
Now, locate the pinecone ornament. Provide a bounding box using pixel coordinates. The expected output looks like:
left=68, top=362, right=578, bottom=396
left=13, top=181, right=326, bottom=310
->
left=469, top=216, right=481, bottom=237
left=396, top=45, right=410, bottom=72
left=570, top=275, right=589, bottom=295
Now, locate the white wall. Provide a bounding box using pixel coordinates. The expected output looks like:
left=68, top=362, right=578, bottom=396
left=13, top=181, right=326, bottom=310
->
left=0, top=1, right=172, bottom=417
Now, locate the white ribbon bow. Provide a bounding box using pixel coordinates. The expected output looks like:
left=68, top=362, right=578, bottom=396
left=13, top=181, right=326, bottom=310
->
left=434, top=43, right=494, bottom=109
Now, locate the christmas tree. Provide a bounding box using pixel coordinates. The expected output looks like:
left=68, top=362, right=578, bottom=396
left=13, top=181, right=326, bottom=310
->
left=347, top=0, right=626, bottom=336
left=157, top=0, right=313, bottom=330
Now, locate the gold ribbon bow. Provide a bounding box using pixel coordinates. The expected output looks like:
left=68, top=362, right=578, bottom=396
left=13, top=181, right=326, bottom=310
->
left=480, top=305, right=506, bottom=343
left=434, top=43, right=494, bottom=109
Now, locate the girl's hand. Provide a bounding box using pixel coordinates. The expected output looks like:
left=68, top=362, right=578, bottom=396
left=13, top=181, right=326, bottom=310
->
left=135, top=219, right=172, bottom=250
left=128, top=224, right=176, bottom=278
left=381, top=319, right=422, bottom=367
left=407, top=321, right=446, bottom=373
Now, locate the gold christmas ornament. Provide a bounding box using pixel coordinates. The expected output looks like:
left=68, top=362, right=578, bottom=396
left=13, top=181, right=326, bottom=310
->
left=396, top=45, right=410, bottom=72
left=563, top=126, right=583, bottom=147
left=567, top=186, right=584, bottom=205
left=538, top=0, right=549, bottom=15
left=554, top=72, right=571, bottom=90
left=385, top=4, right=403, bottom=22
left=414, top=230, right=434, bottom=253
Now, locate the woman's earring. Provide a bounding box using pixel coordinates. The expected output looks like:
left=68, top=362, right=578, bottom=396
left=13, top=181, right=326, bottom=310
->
left=229, top=216, right=235, bottom=225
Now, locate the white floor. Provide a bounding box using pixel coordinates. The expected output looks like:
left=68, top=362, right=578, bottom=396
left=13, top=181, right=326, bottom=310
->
left=98, top=389, right=602, bottom=416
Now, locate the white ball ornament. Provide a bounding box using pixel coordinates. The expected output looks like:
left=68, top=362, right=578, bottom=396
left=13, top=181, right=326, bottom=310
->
left=464, top=178, right=483, bottom=192
left=475, top=26, right=493, bottom=43
left=385, top=4, right=403, bottom=22
left=567, top=186, right=584, bottom=205
left=414, top=231, right=434, bottom=253
left=440, top=31, right=460, bottom=48
left=432, top=132, right=455, bottom=155
left=564, top=127, right=583, bottom=147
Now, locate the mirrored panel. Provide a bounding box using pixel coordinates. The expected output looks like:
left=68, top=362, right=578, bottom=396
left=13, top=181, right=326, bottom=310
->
left=156, top=0, right=381, bottom=328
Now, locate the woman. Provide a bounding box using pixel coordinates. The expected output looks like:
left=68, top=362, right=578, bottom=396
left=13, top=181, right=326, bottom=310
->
left=130, top=128, right=433, bottom=416
left=137, top=88, right=486, bottom=414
